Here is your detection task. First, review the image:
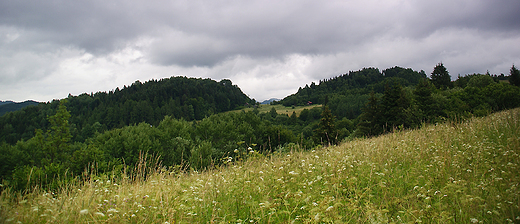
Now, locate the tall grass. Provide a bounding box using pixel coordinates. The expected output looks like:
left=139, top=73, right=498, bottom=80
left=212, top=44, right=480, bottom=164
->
left=1, top=108, right=519, bottom=223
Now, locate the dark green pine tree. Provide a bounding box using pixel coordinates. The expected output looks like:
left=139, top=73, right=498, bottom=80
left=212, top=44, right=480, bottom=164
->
left=509, top=64, right=520, bottom=87
left=269, top=107, right=277, bottom=118
left=430, top=63, right=452, bottom=89
left=413, top=79, right=438, bottom=122
left=314, top=105, right=338, bottom=146
left=356, top=92, right=382, bottom=137
left=45, top=100, right=72, bottom=164
left=380, top=83, right=412, bottom=132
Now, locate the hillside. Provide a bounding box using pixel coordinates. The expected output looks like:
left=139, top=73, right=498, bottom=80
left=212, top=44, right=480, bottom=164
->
left=0, top=77, right=254, bottom=144
left=1, top=108, right=518, bottom=223
left=277, top=66, right=427, bottom=119
left=1, top=64, right=520, bottom=199
left=0, top=101, right=14, bottom=106
left=0, top=100, right=39, bottom=116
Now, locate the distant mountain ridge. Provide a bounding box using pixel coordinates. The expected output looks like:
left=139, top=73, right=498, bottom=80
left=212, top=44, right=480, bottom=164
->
left=0, top=101, right=14, bottom=106
left=0, top=100, right=40, bottom=116
left=260, top=98, right=280, bottom=104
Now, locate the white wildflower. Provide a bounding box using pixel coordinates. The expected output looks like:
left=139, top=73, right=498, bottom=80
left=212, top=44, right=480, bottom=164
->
left=289, top=171, right=298, bottom=175
left=107, top=208, right=119, bottom=213
left=470, top=218, right=478, bottom=223
left=79, top=209, right=89, bottom=215
left=94, top=212, right=105, bottom=217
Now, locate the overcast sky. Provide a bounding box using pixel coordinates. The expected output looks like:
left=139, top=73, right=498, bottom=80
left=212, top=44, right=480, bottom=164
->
left=1, top=0, right=520, bottom=102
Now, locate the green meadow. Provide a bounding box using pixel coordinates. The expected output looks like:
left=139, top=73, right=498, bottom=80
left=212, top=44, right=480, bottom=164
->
left=231, top=104, right=322, bottom=117
left=1, top=108, right=519, bottom=223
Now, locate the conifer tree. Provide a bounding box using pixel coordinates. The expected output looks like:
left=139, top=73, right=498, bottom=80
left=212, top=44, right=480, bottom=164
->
left=413, top=79, right=437, bottom=122
left=510, top=64, right=520, bottom=87
left=269, top=107, right=277, bottom=118
left=46, top=100, right=72, bottom=164
left=380, top=83, right=411, bottom=131
left=356, top=91, right=382, bottom=137
left=314, top=106, right=337, bottom=145
left=431, top=63, right=452, bottom=89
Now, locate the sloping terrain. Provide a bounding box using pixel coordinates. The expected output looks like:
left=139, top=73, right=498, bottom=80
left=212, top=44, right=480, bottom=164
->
left=1, top=108, right=518, bottom=223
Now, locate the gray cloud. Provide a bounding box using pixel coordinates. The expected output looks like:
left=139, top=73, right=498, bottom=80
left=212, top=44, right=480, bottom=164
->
left=0, top=0, right=519, bottom=101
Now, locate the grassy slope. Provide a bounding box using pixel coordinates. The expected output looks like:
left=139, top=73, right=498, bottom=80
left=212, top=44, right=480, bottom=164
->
left=1, top=109, right=519, bottom=223
left=231, top=104, right=322, bottom=117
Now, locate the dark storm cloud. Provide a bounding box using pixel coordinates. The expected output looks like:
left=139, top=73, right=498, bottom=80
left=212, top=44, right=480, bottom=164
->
left=1, top=0, right=391, bottom=66
left=0, top=0, right=156, bottom=53
left=1, top=0, right=520, bottom=101
left=399, top=1, right=520, bottom=38
left=2, top=0, right=518, bottom=66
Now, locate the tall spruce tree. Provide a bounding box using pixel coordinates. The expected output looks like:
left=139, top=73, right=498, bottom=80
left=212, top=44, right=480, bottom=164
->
left=314, top=106, right=337, bottom=145
left=356, top=92, right=382, bottom=137
left=431, top=63, right=452, bottom=89
left=413, top=79, right=438, bottom=122
left=380, top=83, right=411, bottom=131
left=46, top=100, right=72, bottom=164
left=509, top=64, right=520, bottom=87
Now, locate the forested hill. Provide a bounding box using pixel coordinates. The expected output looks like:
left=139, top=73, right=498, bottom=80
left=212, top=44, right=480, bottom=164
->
left=0, top=77, right=254, bottom=144
left=0, top=100, right=40, bottom=116
left=276, top=66, right=427, bottom=119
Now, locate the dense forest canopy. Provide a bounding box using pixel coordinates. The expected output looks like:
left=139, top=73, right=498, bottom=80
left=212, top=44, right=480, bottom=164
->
left=1, top=65, right=519, bottom=191
left=0, top=76, right=254, bottom=144
left=276, top=66, right=427, bottom=119
left=0, top=100, right=39, bottom=117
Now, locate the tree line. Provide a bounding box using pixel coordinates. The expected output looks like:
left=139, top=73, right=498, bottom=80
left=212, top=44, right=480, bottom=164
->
left=1, top=64, right=519, bottom=191
left=0, top=77, right=255, bottom=144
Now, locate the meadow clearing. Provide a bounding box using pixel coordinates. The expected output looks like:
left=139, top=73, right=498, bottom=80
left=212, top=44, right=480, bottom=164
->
left=1, top=108, right=519, bottom=223
left=230, top=104, right=322, bottom=117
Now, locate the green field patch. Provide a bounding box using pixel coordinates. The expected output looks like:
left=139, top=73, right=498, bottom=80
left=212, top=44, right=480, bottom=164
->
left=230, top=104, right=322, bottom=117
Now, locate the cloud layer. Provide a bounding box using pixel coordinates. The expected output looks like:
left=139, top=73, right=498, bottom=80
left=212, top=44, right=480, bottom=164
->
left=1, top=0, right=520, bottom=101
